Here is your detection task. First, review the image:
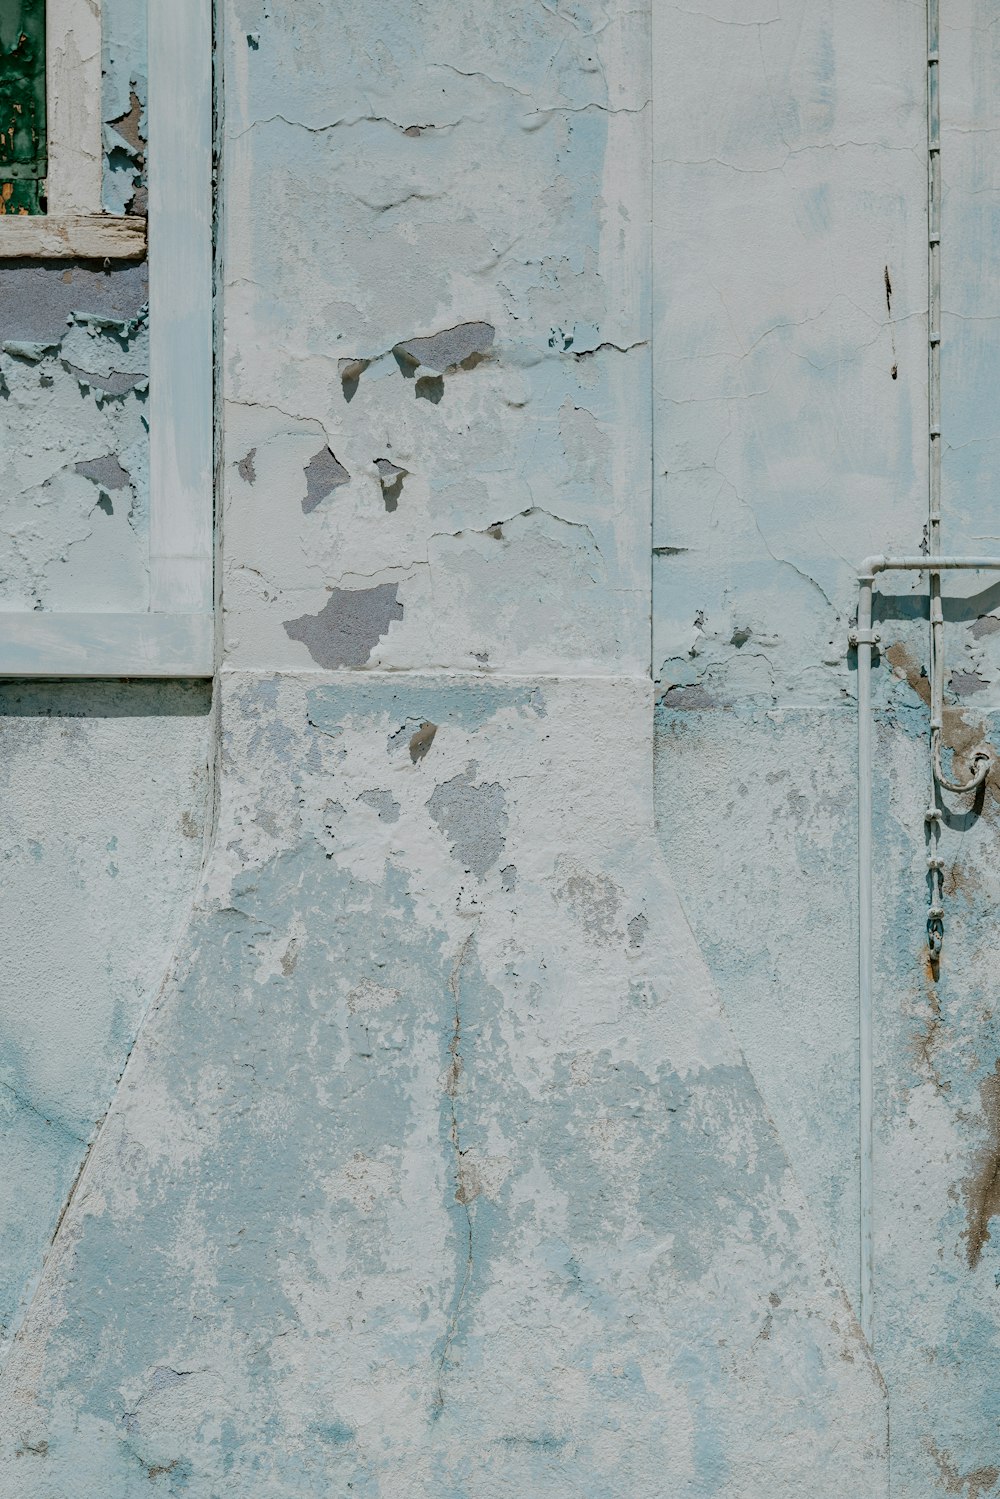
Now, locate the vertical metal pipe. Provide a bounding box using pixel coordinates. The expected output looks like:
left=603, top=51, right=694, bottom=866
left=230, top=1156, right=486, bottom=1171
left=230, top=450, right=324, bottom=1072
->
left=928, top=0, right=944, bottom=814
left=857, top=570, right=875, bottom=1347
left=854, top=555, right=999, bottom=1349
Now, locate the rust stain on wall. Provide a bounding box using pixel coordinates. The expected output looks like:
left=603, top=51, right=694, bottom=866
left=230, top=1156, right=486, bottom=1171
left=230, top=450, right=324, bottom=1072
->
left=962, top=1061, right=1000, bottom=1269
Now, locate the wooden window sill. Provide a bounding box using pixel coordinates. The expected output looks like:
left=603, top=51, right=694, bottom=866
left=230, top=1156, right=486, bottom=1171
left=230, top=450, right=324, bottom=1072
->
left=0, top=213, right=147, bottom=259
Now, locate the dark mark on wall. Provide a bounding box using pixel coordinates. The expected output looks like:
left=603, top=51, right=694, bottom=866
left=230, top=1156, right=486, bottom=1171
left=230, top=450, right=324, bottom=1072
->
left=283, top=583, right=403, bottom=668
left=374, top=458, right=407, bottom=512
left=303, top=446, right=350, bottom=513
left=409, top=721, right=437, bottom=764
left=339, top=356, right=370, bottom=402
left=415, top=374, right=444, bottom=403
left=237, top=447, right=257, bottom=484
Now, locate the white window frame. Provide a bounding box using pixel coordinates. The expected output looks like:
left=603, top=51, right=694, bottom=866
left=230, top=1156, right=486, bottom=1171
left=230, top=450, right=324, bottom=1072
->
left=0, top=0, right=214, bottom=677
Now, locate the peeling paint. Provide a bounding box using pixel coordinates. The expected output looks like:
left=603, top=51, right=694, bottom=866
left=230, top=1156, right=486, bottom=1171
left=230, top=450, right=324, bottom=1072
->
left=283, top=584, right=404, bottom=667
left=302, top=445, right=351, bottom=513
left=427, top=763, right=508, bottom=879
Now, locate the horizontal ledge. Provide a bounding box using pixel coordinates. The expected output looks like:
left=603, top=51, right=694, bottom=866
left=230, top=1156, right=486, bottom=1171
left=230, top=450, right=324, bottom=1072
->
left=0, top=213, right=147, bottom=260
left=0, top=613, right=214, bottom=678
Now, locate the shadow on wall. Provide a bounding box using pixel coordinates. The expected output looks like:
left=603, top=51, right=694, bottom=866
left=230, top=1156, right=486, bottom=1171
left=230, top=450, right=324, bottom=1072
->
left=0, top=678, right=212, bottom=718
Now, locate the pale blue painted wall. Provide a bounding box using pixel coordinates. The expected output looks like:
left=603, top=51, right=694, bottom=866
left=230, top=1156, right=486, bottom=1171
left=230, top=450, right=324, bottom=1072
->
left=4, top=0, right=998, bottom=1494
left=653, top=3, right=1000, bottom=1494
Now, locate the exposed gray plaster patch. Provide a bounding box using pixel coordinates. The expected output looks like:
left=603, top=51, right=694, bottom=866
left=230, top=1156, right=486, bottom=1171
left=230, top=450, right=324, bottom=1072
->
left=374, top=458, right=407, bottom=512
left=949, top=671, right=988, bottom=697
left=971, top=614, right=1000, bottom=640
left=357, top=789, right=400, bottom=822
left=501, top=864, right=517, bottom=893
left=283, top=584, right=403, bottom=668
left=303, top=446, right=351, bottom=512
left=393, top=322, right=495, bottom=374
left=74, top=454, right=131, bottom=490
left=237, top=447, right=257, bottom=484
left=662, top=684, right=716, bottom=709
left=428, top=764, right=508, bottom=879
left=62, top=364, right=147, bottom=397
left=0, top=262, right=148, bottom=344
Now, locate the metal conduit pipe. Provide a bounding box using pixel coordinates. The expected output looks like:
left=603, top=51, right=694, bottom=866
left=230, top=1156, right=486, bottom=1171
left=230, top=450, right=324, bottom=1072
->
left=854, top=553, right=1000, bottom=1346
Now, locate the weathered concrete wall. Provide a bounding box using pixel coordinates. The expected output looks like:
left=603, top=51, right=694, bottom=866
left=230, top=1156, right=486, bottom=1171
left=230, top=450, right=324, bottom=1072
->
left=0, top=0, right=895, bottom=1493
left=654, top=2, right=1000, bottom=1495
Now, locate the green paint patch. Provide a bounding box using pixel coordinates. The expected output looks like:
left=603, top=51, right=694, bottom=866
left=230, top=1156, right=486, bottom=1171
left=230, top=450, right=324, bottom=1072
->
left=0, top=0, right=47, bottom=216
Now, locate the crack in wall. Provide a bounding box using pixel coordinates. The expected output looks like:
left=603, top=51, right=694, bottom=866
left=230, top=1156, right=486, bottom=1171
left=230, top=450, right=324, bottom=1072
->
left=434, top=929, right=478, bottom=1417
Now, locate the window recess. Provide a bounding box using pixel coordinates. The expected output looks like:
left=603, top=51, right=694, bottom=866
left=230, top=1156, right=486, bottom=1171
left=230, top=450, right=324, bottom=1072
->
left=0, top=0, right=213, bottom=677
left=0, top=0, right=145, bottom=258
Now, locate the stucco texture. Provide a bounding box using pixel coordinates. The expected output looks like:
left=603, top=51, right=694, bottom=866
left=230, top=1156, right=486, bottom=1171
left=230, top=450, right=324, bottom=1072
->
left=654, top=1, right=1000, bottom=1494
left=0, top=675, right=886, bottom=1495
left=10, top=0, right=1000, bottom=1492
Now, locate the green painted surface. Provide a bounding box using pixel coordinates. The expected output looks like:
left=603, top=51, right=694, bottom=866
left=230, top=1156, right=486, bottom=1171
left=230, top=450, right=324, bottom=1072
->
left=0, top=0, right=45, bottom=214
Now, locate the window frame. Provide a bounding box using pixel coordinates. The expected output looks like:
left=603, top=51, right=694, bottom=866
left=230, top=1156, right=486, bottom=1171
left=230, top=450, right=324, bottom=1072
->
left=0, top=0, right=214, bottom=678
